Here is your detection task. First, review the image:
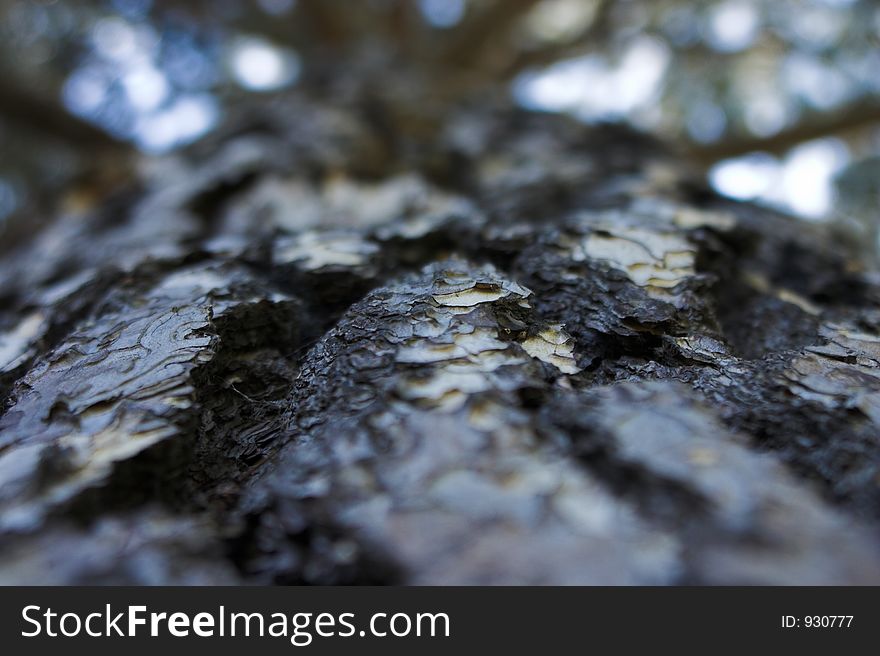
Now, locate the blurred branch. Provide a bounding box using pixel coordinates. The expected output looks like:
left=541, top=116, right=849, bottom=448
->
left=500, top=0, right=614, bottom=79
left=148, top=0, right=353, bottom=51
left=686, top=100, right=880, bottom=166
left=0, top=73, right=128, bottom=154
left=386, top=0, right=420, bottom=59
left=443, top=0, right=544, bottom=68
left=296, top=0, right=352, bottom=47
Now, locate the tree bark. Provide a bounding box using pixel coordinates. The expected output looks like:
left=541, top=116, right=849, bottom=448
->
left=1, top=93, right=879, bottom=585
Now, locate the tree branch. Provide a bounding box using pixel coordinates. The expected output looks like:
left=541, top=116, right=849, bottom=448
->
left=499, top=0, right=613, bottom=80
left=685, top=99, right=880, bottom=166
left=0, top=73, right=128, bottom=154
left=442, top=0, right=544, bottom=69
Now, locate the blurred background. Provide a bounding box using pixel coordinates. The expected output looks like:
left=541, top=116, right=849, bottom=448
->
left=0, top=0, right=878, bottom=240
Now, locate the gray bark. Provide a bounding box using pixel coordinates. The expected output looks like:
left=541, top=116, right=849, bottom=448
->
left=1, top=97, right=879, bottom=584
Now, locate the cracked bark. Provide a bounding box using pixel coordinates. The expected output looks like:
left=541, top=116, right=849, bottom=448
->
left=1, top=95, right=879, bottom=585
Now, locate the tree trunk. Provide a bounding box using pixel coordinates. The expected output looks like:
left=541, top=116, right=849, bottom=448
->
left=1, top=94, right=879, bottom=585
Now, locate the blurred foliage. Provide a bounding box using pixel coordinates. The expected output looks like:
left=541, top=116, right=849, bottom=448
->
left=0, top=0, right=877, bottom=238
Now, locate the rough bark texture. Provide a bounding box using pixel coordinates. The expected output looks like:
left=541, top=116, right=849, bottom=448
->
left=1, top=95, right=880, bottom=584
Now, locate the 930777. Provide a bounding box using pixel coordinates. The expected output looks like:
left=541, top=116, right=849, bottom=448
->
left=781, top=616, right=853, bottom=628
